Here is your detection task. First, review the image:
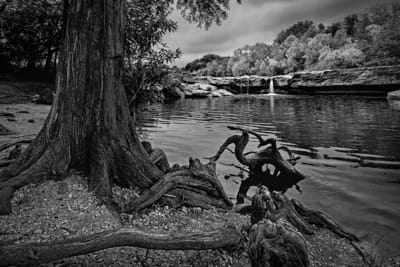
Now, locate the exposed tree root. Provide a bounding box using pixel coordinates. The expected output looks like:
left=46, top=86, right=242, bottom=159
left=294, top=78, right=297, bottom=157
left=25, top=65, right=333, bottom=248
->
left=0, top=123, right=15, bottom=136
left=127, top=157, right=232, bottom=212
left=0, top=227, right=241, bottom=266
left=209, top=126, right=306, bottom=203
left=249, top=218, right=309, bottom=267
left=0, top=160, right=16, bottom=168
left=291, top=199, right=359, bottom=241
left=247, top=186, right=361, bottom=267
left=0, top=139, right=32, bottom=154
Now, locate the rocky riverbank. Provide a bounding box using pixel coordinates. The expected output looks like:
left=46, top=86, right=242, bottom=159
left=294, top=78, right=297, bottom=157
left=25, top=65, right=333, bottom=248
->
left=1, top=104, right=400, bottom=266
left=186, top=65, right=400, bottom=95
left=0, top=174, right=383, bottom=267
left=2, top=65, right=399, bottom=105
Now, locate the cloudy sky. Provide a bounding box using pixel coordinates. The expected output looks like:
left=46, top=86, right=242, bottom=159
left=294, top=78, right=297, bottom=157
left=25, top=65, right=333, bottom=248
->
left=164, top=0, right=392, bottom=67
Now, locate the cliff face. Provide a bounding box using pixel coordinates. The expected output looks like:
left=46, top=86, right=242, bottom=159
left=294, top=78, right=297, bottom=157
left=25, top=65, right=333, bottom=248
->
left=186, top=65, right=400, bottom=95
left=288, top=65, right=400, bottom=94
left=184, top=75, right=292, bottom=94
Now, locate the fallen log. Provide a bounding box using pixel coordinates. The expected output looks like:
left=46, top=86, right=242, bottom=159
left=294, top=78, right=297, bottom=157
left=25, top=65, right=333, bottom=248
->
left=0, top=227, right=241, bottom=266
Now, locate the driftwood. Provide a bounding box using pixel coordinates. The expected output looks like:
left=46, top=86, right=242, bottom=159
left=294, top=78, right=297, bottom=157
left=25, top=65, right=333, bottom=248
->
left=209, top=126, right=306, bottom=203
left=0, top=227, right=241, bottom=266
left=247, top=186, right=360, bottom=267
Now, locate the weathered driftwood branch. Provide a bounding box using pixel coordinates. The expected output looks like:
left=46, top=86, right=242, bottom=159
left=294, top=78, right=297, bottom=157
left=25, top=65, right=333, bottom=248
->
left=209, top=126, right=306, bottom=203
left=0, top=227, right=241, bottom=266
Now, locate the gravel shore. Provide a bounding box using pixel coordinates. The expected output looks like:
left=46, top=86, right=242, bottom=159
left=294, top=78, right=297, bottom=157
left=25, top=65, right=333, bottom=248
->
left=2, top=175, right=395, bottom=267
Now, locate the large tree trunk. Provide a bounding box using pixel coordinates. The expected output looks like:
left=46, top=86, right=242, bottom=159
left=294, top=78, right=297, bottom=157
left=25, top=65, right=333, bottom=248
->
left=0, top=0, right=230, bottom=215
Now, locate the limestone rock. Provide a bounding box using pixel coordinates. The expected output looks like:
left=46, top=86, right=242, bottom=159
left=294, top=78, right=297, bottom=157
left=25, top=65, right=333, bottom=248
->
left=387, top=89, right=400, bottom=100
left=288, top=65, right=400, bottom=94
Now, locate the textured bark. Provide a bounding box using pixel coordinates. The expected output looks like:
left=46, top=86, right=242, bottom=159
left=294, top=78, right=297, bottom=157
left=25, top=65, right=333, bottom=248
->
left=0, top=1, right=158, bottom=215
left=0, top=228, right=241, bottom=266
left=127, top=158, right=232, bottom=212
left=248, top=187, right=310, bottom=267
left=247, top=186, right=360, bottom=267
left=0, top=140, right=31, bottom=154
left=0, top=0, right=232, bottom=215
left=248, top=219, right=309, bottom=267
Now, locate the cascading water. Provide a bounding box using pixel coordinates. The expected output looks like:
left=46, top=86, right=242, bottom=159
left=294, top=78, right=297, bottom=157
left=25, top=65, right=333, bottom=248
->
left=269, top=78, right=275, bottom=95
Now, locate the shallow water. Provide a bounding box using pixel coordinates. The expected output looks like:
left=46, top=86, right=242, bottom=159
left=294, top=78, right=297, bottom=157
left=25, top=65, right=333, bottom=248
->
left=138, top=95, right=400, bottom=256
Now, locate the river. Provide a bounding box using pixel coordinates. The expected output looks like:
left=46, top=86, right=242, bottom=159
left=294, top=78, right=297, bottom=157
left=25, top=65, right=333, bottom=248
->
left=137, top=94, right=400, bottom=256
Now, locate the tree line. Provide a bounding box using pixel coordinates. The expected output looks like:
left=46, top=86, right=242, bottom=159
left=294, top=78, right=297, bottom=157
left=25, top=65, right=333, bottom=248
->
left=184, top=2, right=400, bottom=76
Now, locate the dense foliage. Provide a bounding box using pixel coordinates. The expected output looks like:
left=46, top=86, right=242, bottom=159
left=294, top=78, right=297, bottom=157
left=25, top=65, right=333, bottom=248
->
left=0, top=0, right=237, bottom=101
left=186, top=2, right=400, bottom=76
left=0, top=0, right=63, bottom=75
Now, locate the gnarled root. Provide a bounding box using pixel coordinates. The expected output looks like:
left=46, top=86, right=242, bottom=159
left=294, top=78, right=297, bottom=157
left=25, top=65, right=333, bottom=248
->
left=127, top=157, right=232, bottom=212
left=249, top=218, right=309, bottom=267
left=0, top=123, right=15, bottom=136
left=291, top=199, right=359, bottom=242
left=247, top=186, right=360, bottom=267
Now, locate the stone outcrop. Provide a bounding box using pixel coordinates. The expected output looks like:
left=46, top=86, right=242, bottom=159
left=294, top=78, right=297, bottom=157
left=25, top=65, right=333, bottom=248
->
left=184, top=75, right=291, bottom=94
left=179, top=83, right=234, bottom=98
left=288, top=65, right=400, bottom=94
left=387, top=89, right=400, bottom=100
left=185, top=65, right=400, bottom=95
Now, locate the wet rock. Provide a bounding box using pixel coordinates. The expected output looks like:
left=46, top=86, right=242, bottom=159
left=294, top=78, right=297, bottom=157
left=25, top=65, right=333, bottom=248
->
left=182, top=83, right=218, bottom=98
left=387, top=89, right=400, bottom=100
left=211, top=89, right=234, bottom=97
left=162, top=84, right=185, bottom=100
left=289, top=65, right=400, bottom=94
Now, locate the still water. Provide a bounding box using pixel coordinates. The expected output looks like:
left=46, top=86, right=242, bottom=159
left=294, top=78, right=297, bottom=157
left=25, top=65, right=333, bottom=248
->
left=138, top=95, right=400, bottom=256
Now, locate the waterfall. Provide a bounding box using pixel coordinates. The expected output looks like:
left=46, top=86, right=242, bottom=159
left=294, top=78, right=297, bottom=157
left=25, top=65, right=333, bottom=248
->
left=269, top=79, right=275, bottom=95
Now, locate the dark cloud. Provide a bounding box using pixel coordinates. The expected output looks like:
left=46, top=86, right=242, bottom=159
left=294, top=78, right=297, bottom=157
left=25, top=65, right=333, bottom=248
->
left=165, top=0, right=393, bottom=67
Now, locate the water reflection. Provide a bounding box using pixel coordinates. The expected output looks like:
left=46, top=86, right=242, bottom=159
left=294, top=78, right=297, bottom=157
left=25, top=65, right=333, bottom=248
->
left=137, top=95, right=400, bottom=256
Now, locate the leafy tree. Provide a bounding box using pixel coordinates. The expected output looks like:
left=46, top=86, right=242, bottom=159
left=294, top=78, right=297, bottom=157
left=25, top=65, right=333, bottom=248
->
left=124, top=0, right=181, bottom=106
left=275, top=20, right=314, bottom=44
left=0, top=0, right=240, bottom=218
left=316, top=43, right=365, bottom=70
left=232, top=56, right=250, bottom=76
left=184, top=54, right=222, bottom=72
left=325, top=22, right=341, bottom=36
left=343, top=14, right=359, bottom=36
left=372, top=2, right=400, bottom=60
left=0, top=0, right=62, bottom=72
